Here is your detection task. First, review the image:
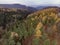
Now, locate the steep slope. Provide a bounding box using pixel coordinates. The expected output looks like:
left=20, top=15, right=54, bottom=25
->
left=26, top=7, right=60, bottom=45
left=0, top=7, right=37, bottom=31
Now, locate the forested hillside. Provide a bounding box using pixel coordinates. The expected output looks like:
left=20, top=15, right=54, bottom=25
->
left=26, top=7, right=60, bottom=45
left=0, top=7, right=60, bottom=45
left=0, top=8, right=36, bottom=45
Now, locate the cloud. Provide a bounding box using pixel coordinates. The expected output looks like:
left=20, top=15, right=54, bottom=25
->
left=16, top=0, right=60, bottom=5
left=0, top=0, right=18, bottom=4
left=0, top=0, right=60, bottom=6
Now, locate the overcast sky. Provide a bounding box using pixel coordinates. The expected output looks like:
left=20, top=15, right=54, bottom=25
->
left=0, top=0, right=60, bottom=6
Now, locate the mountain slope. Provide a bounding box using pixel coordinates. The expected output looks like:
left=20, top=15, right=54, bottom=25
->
left=0, top=6, right=60, bottom=45
left=26, top=7, right=60, bottom=45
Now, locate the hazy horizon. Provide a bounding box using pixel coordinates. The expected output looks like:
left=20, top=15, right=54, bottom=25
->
left=0, top=0, right=60, bottom=7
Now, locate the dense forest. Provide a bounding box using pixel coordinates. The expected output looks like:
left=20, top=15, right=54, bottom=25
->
left=0, top=7, right=60, bottom=45
left=0, top=8, right=34, bottom=45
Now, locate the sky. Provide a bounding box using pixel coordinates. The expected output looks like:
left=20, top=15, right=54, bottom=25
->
left=0, top=0, right=60, bottom=6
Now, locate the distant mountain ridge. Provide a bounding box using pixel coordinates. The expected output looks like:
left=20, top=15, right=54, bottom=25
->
left=35, top=6, right=60, bottom=10
left=0, top=4, right=60, bottom=13
left=36, top=6, right=47, bottom=9
left=0, top=4, right=27, bottom=8
left=0, top=4, right=37, bottom=12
